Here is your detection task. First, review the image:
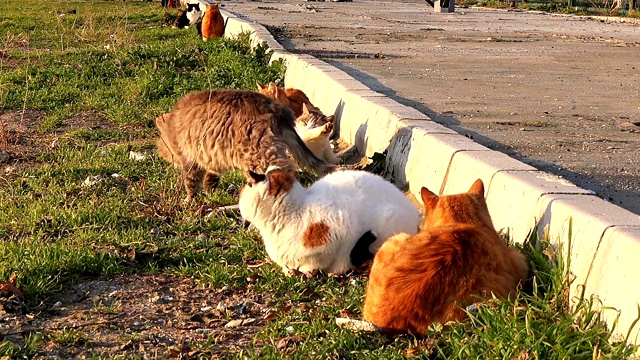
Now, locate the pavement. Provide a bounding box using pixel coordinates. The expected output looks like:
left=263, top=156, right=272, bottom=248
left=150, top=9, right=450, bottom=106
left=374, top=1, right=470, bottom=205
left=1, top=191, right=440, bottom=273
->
left=224, top=0, right=640, bottom=215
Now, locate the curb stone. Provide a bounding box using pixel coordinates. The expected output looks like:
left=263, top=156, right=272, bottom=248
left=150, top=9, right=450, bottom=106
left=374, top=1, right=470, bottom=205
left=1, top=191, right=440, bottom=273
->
left=219, top=9, right=640, bottom=344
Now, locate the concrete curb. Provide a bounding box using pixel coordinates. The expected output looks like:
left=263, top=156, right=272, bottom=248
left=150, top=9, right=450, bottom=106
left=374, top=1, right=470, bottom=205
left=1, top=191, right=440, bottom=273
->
left=220, top=9, right=640, bottom=343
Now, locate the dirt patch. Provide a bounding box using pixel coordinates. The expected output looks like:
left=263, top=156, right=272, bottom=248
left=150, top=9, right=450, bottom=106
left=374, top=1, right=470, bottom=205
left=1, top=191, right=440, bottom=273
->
left=227, top=0, right=640, bottom=215
left=0, top=110, right=125, bottom=175
left=0, top=274, right=271, bottom=358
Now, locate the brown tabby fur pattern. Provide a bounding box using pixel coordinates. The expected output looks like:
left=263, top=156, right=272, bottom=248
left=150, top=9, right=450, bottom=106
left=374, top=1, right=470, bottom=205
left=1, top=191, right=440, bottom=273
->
left=362, top=179, right=529, bottom=335
left=155, top=89, right=335, bottom=201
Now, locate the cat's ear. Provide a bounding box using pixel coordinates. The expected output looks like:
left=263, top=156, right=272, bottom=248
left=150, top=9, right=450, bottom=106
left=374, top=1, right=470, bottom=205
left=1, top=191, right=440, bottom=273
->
left=248, top=170, right=267, bottom=184
left=469, top=179, right=485, bottom=197
left=257, top=82, right=266, bottom=90
left=321, top=122, right=333, bottom=135
left=325, top=115, right=335, bottom=123
left=266, top=169, right=294, bottom=197
left=420, top=187, right=439, bottom=210
left=302, top=103, right=311, bottom=115
left=268, top=82, right=278, bottom=92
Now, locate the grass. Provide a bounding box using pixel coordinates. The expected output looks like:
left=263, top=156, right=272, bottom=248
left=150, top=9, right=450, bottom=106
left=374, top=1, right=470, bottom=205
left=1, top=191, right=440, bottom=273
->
left=0, top=0, right=638, bottom=358
left=463, top=0, right=640, bottom=17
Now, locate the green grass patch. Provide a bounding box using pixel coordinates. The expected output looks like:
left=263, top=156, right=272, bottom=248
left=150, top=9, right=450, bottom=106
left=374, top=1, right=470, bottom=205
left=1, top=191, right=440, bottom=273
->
left=0, top=0, right=284, bottom=128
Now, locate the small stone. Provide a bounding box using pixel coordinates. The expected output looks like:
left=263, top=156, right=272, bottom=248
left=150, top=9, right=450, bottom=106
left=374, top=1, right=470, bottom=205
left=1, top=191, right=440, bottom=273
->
left=335, top=318, right=379, bottom=332
left=285, top=325, right=296, bottom=334
left=129, top=151, right=146, bottom=161
left=81, top=175, right=103, bottom=187
left=216, top=301, right=226, bottom=311
left=224, top=318, right=256, bottom=328
left=0, top=152, right=10, bottom=163
left=51, top=301, right=63, bottom=308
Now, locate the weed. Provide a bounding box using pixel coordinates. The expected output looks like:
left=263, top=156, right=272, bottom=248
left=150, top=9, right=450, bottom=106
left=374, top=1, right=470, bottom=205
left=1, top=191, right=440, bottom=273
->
left=51, top=328, right=91, bottom=346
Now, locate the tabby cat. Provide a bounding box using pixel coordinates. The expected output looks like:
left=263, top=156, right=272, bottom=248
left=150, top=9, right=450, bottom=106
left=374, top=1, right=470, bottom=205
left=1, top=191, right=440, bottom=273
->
left=155, top=89, right=335, bottom=201
left=238, top=167, right=421, bottom=274
left=362, top=179, right=529, bottom=335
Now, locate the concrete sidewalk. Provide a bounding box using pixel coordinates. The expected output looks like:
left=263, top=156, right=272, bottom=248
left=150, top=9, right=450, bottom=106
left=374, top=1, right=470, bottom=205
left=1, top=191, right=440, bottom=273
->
left=226, top=0, right=640, bottom=217
left=221, top=2, right=640, bottom=344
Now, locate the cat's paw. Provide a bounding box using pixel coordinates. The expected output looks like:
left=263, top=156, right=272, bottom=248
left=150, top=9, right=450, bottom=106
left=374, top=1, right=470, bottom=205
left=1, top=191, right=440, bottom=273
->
left=287, top=268, right=324, bottom=279
left=182, top=195, right=194, bottom=204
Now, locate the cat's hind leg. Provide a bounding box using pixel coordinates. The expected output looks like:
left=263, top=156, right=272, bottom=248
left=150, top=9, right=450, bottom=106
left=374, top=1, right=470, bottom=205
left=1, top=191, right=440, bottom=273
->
left=181, top=161, right=206, bottom=202
left=350, top=230, right=377, bottom=269
left=203, top=172, right=220, bottom=194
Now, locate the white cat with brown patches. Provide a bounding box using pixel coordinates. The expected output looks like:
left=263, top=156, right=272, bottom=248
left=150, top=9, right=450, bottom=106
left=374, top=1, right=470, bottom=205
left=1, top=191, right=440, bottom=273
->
left=238, top=167, right=421, bottom=274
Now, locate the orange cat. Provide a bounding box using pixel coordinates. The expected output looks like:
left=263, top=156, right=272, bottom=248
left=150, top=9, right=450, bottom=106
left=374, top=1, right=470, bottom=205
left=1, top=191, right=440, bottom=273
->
left=257, top=82, right=316, bottom=118
left=362, top=179, right=529, bottom=335
left=257, top=82, right=291, bottom=110
left=200, top=2, right=225, bottom=42
left=284, top=87, right=313, bottom=118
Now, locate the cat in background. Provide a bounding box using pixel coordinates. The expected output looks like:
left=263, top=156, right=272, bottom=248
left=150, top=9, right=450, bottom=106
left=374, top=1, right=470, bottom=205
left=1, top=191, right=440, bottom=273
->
left=297, top=120, right=340, bottom=165
left=257, top=82, right=339, bottom=163
left=199, top=2, right=226, bottom=41
left=362, top=179, right=529, bottom=335
left=155, top=89, right=335, bottom=202
left=257, top=82, right=323, bottom=119
left=173, top=2, right=202, bottom=29
left=238, top=167, right=421, bottom=274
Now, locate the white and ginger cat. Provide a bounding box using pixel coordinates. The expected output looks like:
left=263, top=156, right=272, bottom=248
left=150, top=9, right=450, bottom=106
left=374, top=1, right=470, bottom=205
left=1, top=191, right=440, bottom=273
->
left=362, top=179, right=529, bottom=335
left=238, top=167, right=421, bottom=274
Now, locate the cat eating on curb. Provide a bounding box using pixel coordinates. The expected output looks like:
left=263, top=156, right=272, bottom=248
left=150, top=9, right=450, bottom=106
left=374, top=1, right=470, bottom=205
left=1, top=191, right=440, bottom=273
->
left=238, top=167, right=421, bottom=274
left=155, top=89, right=336, bottom=202
left=295, top=103, right=334, bottom=130
left=297, top=120, right=340, bottom=165
left=257, top=82, right=321, bottom=119
left=362, top=179, right=529, bottom=335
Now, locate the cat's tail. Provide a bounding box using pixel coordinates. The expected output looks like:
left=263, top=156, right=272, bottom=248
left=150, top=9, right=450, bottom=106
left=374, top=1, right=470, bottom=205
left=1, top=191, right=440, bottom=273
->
left=223, top=15, right=229, bottom=36
left=278, top=117, right=337, bottom=176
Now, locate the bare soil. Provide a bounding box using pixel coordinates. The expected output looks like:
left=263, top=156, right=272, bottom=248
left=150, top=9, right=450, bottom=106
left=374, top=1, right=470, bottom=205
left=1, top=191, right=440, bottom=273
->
left=1, top=274, right=271, bottom=358
left=228, top=0, right=640, bottom=215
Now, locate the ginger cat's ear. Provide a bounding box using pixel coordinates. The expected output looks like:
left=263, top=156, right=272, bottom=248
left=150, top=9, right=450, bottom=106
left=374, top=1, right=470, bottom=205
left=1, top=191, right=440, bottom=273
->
left=248, top=170, right=267, bottom=184
left=302, top=103, right=311, bottom=115
left=420, top=187, right=439, bottom=211
left=257, top=82, right=267, bottom=91
left=326, top=115, right=335, bottom=123
left=266, top=168, right=294, bottom=197
left=268, top=82, right=278, bottom=93
left=469, top=179, right=485, bottom=197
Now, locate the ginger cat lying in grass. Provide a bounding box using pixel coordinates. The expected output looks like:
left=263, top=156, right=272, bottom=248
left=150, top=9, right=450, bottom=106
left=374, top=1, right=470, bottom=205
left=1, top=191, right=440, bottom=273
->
left=363, top=179, right=529, bottom=335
